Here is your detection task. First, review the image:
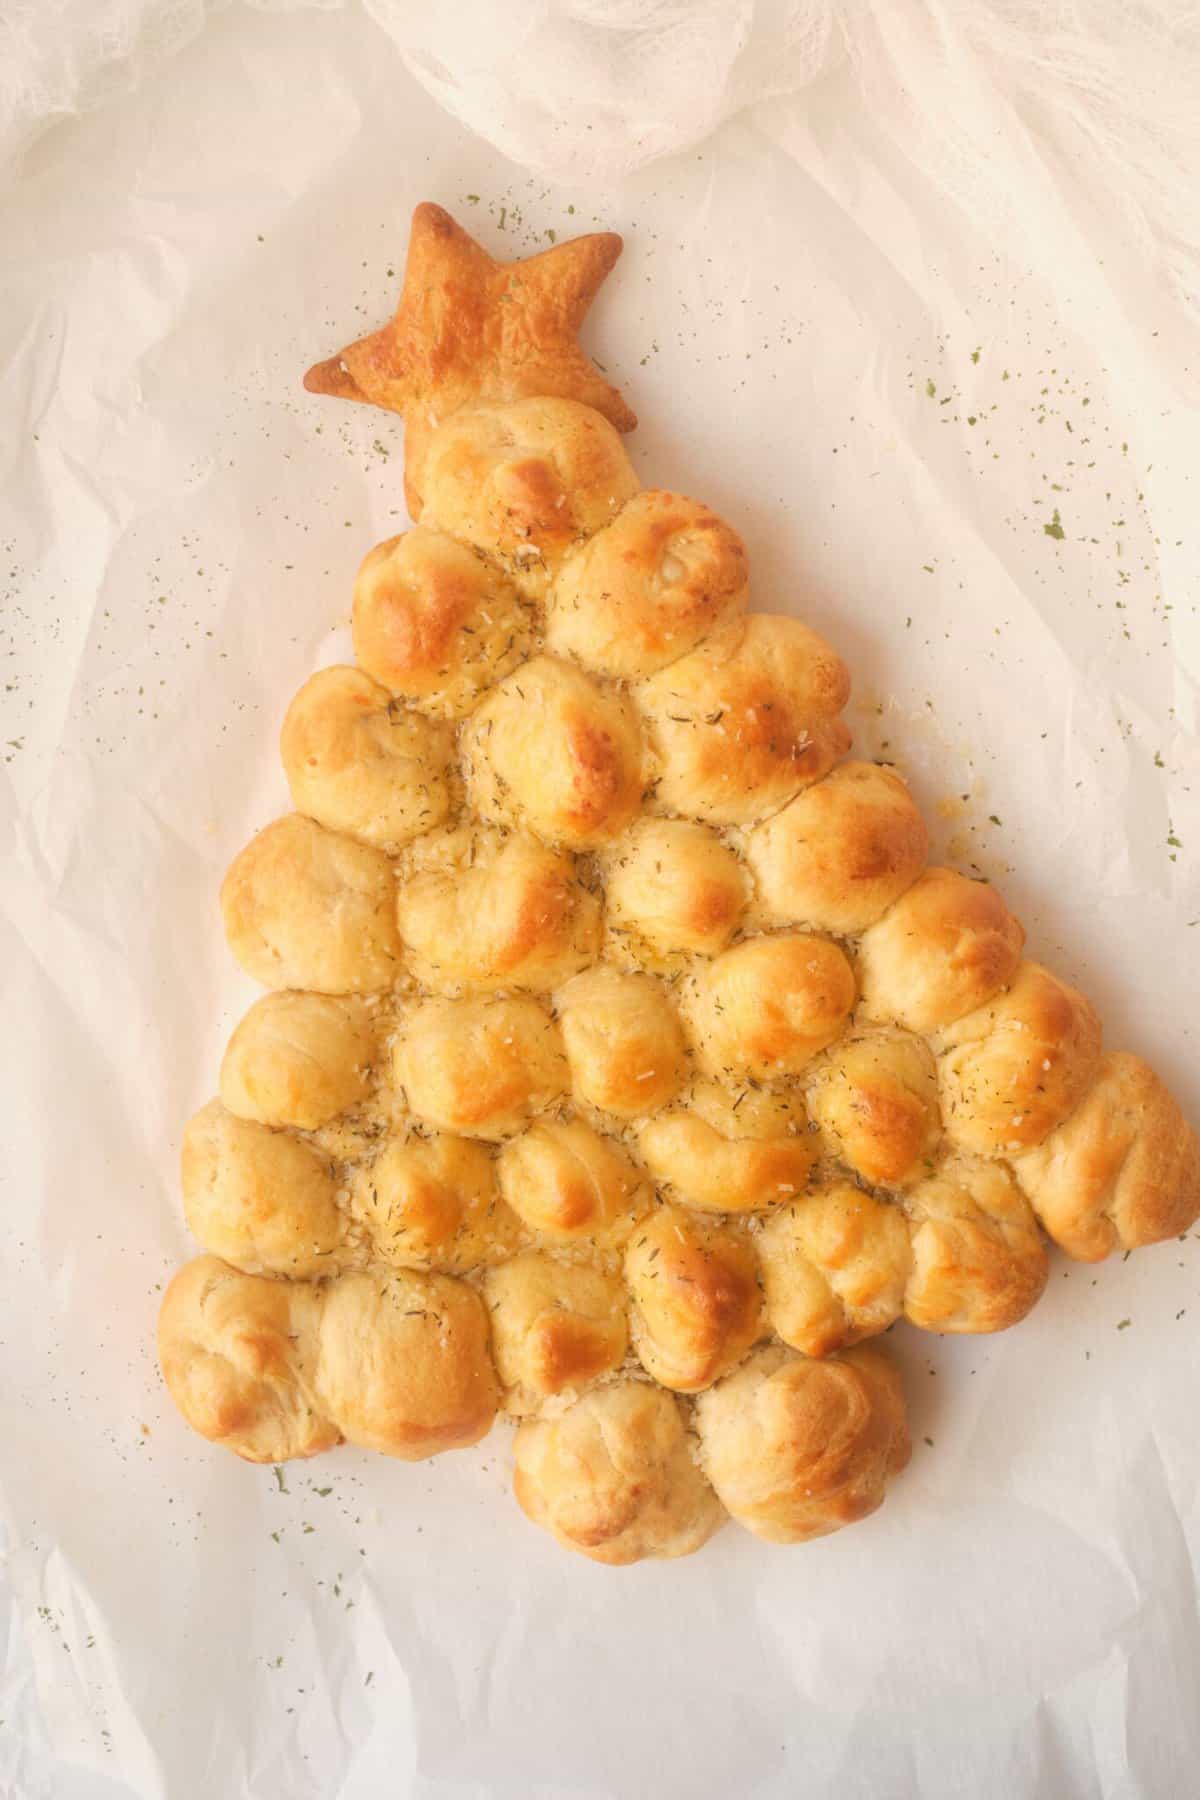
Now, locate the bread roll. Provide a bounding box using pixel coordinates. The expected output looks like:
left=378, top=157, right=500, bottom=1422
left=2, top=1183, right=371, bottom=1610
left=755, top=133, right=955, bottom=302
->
left=635, top=615, right=851, bottom=825
left=280, top=665, right=453, bottom=849
left=556, top=966, right=687, bottom=1119
left=315, top=1269, right=497, bottom=1458
left=625, top=1206, right=763, bottom=1392
left=694, top=1342, right=910, bottom=1544
left=1014, top=1052, right=1200, bottom=1260
left=482, top=1251, right=628, bottom=1413
left=220, top=813, right=401, bottom=995
left=180, top=1100, right=347, bottom=1279
left=637, top=1080, right=816, bottom=1214
left=603, top=817, right=747, bottom=970
left=462, top=655, right=644, bottom=848
left=756, top=1182, right=911, bottom=1356
left=546, top=489, right=747, bottom=678
left=513, top=1380, right=726, bottom=1564
left=351, top=1132, right=523, bottom=1272
left=397, top=826, right=601, bottom=994
left=219, top=991, right=376, bottom=1130
left=681, top=933, right=856, bottom=1081
left=745, top=760, right=927, bottom=934
left=497, top=1117, right=651, bottom=1247
left=420, top=398, right=640, bottom=596
left=158, top=1255, right=337, bottom=1464
left=806, top=1025, right=941, bottom=1189
left=393, top=995, right=569, bottom=1140
left=902, top=1154, right=1048, bottom=1333
left=352, top=526, right=530, bottom=718
left=936, top=960, right=1102, bottom=1154
left=856, top=867, right=1024, bottom=1033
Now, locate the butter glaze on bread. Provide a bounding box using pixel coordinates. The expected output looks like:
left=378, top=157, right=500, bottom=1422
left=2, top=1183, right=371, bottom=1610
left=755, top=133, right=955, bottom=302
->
left=219, top=991, right=377, bottom=1130
left=462, top=653, right=645, bottom=848
left=397, top=826, right=601, bottom=994
left=1014, top=1053, right=1200, bottom=1260
left=694, top=1343, right=910, bottom=1544
left=280, top=665, right=453, bottom=849
left=746, top=759, right=927, bottom=934
left=352, top=527, right=531, bottom=718
left=635, top=615, right=852, bottom=825
left=546, top=489, right=748, bottom=679
left=483, top=1251, right=629, bottom=1414
left=513, top=1380, right=726, bottom=1564
left=221, top=813, right=401, bottom=995
left=159, top=1255, right=338, bottom=1464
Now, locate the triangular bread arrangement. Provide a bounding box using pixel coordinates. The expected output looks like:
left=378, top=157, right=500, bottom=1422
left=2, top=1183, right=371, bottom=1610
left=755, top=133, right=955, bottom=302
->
left=158, top=204, right=1200, bottom=1565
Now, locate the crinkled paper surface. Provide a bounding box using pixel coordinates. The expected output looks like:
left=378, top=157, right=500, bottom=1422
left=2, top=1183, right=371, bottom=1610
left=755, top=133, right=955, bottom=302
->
left=1, top=6, right=1199, bottom=1797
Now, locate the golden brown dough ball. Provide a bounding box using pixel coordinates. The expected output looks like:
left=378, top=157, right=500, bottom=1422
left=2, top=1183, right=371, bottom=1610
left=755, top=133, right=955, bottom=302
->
left=462, top=655, right=644, bottom=849
left=482, top=1252, right=628, bottom=1414
left=352, top=526, right=530, bottom=719
left=625, top=1206, right=763, bottom=1392
left=280, top=666, right=453, bottom=850
left=635, top=615, right=852, bottom=825
left=513, top=1380, right=726, bottom=1565
left=351, top=1133, right=524, bottom=1272
left=681, top=933, right=856, bottom=1082
left=902, top=1153, right=1048, bottom=1333
left=497, top=1117, right=651, bottom=1248
left=157, top=1255, right=337, bottom=1464
left=220, top=814, right=401, bottom=995
left=745, top=761, right=927, bottom=934
left=546, top=489, right=748, bottom=679
left=420, top=398, right=640, bottom=596
left=756, top=1182, right=912, bottom=1356
left=315, top=1268, right=498, bottom=1458
left=856, top=866, right=1025, bottom=1033
left=603, top=817, right=747, bottom=970
left=806, top=1026, right=941, bottom=1189
left=1014, top=1051, right=1200, bottom=1261
left=180, top=1100, right=347, bottom=1279
left=397, top=826, right=601, bottom=994
left=393, top=995, right=569, bottom=1140
left=936, top=960, right=1102, bottom=1155
left=694, top=1342, right=910, bottom=1544
left=218, top=991, right=376, bottom=1130
left=637, top=1080, right=817, bottom=1214
left=556, top=966, right=687, bottom=1119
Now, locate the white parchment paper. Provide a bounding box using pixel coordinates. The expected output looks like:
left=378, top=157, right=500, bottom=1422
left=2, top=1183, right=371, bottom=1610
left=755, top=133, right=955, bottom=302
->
left=2, top=7, right=1199, bottom=1797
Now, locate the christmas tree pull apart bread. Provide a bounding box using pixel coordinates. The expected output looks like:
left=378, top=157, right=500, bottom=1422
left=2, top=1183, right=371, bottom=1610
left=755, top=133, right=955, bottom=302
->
left=158, top=203, right=1200, bottom=1565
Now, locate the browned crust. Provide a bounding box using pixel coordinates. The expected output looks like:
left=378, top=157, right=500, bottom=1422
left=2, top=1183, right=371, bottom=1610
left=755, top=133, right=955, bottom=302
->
left=352, top=534, right=479, bottom=684
left=529, top=1314, right=623, bottom=1395
left=626, top=1207, right=764, bottom=1392
left=840, top=1077, right=933, bottom=1187
left=562, top=708, right=642, bottom=837
left=858, top=866, right=1026, bottom=1033
left=1015, top=1051, right=1200, bottom=1260
left=937, top=961, right=1103, bottom=1154
left=694, top=1343, right=910, bottom=1544
left=902, top=1159, right=1050, bottom=1333
left=303, top=202, right=635, bottom=515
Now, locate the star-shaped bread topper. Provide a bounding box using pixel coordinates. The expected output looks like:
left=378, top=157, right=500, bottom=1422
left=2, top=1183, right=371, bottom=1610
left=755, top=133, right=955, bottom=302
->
left=304, top=202, right=636, bottom=517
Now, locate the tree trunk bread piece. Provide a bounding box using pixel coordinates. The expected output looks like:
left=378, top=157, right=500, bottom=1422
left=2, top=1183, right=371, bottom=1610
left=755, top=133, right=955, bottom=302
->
left=159, top=205, right=1200, bottom=1565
